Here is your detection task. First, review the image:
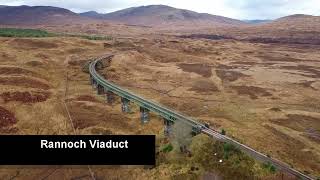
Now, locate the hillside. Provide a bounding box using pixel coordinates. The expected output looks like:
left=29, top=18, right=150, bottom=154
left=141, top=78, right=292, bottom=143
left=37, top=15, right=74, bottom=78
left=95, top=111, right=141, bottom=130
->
left=79, top=11, right=105, bottom=19
left=195, top=14, right=320, bottom=45
left=264, top=14, right=320, bottom=31
left=81, top=5, right=245, bottom=28
left=0, top=5, right=90, bottom=25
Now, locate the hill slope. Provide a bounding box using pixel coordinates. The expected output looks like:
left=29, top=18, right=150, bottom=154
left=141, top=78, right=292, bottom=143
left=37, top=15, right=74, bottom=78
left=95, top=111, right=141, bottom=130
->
left=212, top=14, right=320, bottom=45
left=81, top=5, right=245, bottom=28
left=264, top=14, right=320, bottom=30
left=79, top=11, right=105, bottom=19
left=0, top=5, right=89, bottom=25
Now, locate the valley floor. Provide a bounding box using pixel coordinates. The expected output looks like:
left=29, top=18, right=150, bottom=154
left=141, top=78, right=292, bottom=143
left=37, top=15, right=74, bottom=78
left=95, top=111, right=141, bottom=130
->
left=0, top=35, right=319, bottom=179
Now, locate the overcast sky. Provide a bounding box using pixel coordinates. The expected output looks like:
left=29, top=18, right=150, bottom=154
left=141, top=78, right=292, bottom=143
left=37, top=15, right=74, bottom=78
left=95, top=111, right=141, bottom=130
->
left=0, top=0, right=319, bottom=20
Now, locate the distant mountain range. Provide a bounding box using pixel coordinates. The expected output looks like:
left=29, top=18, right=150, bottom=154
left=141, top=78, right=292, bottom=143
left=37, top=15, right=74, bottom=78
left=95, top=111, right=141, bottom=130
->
left=243, top=20, right=272, bottom=24
left=79, top=5, right=245, bottom=27
left=0, top=5, right=246, bottom=27
left=0, top=4, right=319, bottom=31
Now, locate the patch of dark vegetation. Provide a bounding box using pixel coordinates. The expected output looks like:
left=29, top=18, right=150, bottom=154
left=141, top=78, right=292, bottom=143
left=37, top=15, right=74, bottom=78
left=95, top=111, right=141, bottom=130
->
left=242, top=51, right=255, bottom=54
left=270, top=114, right=320, bottom=133
left=178, top=34, right=233, bottom=40
left=262, top=162, right=276, bottom=173
left=103, top=42, right=112, bottom=48
left=0, top=66, right=37, bottom=77
left=280, top=65, right=320, bottom=78
left=0, top=106, right=17, bottom=128
left=25, top=61, right=44, bottom=67
left=216, top=70, right=249, bottom=82
left=190, top=135, right=259, bottom=179
left=169, top=40, right=179, bottom=43
left=178, top=63, right=212, bottom=78
left=9, top=30, right=115, bottom=41
left=75, top=95, right=99, bottom=103
left=160, top=143, right=174, bottom=153
left=0, top=77, right=50, bottom=90
left=0, top=28, right=52, bottom=37
left=231, top=85, right=272, bottom=99
left=189, top=79, right=219, bottom=94
left=1, top=91, right=50, bottom=103
left=230, top=61, right=257, bottom=65
left=247, top=37, right=320, bottom=45
left=257, top=55, right=302, bottom=62
left=268, top=107, right=282, bottom=112
left=305, top=128, right=320, bottom=143
left=179, top=33, right=320, bottom=45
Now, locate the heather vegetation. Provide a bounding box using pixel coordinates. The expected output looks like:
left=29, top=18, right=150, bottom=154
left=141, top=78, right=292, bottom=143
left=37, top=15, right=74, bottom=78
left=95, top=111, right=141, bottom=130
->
left=157, top=131, right=276, bottom=179
left=189, top=134, right=265, bottom=179
left=0, top=28, right=112, bottom=40
left=0, top=28, right=51, bottom=37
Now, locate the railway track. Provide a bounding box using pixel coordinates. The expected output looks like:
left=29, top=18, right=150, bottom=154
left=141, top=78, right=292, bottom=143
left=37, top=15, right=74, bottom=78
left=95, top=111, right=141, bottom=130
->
left=89, top=56, right=314, bottom=180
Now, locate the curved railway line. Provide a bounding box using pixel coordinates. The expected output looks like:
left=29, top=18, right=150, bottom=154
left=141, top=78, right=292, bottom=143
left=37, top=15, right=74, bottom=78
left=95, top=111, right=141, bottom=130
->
left=88, top=55, right=314, bottom=180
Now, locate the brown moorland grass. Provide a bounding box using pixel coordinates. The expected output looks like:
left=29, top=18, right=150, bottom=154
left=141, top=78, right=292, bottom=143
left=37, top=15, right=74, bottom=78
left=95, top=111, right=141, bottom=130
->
left=280, top=65, right=320, bottom=78
left=178, top=63, right=212, bottom=77
left=230, top=85, right=273, bottom=99
left=0, top=33, right=319, bottom=178
left=0, top=106, right=17, bottom=128
left=265, top=125, right=320, bottom=172
left=189, top=79, right=219, bottom=93
left=1, top=91, right=50, bottom=103
left=9, top=38, right=59, bottom=49
left=270, top=114, right=320, bottom=132
left=99, top=37, right=320, bottom=177
left=0, top=66, right=38, bottom=76
left=0, top=76, right=50, bottom=90
left=216, top=70, right=249, bottom=82
left=74, top=95, right=99, bottom=103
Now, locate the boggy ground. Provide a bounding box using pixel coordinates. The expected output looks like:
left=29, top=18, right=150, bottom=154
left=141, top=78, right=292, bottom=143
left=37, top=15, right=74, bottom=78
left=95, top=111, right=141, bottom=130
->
left=0, top=36, right=236, bottom=180
left=0, top=35, right=319, bottom=179
left=0, top=37, right=166, bottom=179
left=101, top=36, right=320, bottom=177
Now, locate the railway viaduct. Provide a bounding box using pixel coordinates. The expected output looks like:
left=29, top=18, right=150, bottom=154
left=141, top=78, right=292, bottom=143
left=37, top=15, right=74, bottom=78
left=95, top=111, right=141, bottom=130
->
left=87, top=55, right=314, bottom=180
